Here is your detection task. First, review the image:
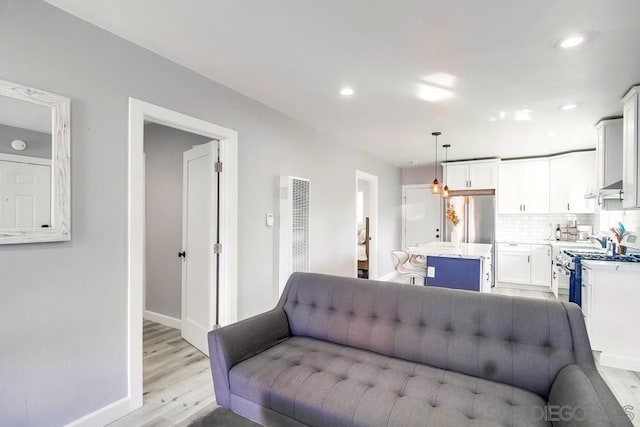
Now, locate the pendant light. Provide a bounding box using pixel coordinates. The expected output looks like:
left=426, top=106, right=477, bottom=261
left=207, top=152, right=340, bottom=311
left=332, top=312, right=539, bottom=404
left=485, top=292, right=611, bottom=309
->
left=431, top=132, right=441, bottom=194
left=442, top=144, right=451, bottom=198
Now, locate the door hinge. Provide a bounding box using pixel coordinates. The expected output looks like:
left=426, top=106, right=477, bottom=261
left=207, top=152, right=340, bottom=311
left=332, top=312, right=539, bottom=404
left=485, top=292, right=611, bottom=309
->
left=213, top=243, right=222, bottom=254
left=214, top=161, right=223, bottom=173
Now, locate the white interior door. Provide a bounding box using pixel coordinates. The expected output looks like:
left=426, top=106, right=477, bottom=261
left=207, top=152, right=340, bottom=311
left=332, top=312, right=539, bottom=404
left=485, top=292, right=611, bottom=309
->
left=402, top=186, right=442, bottom=246
left=181, top=141, right=217, bottom=356
left=0, top=159, right=51, bottom=229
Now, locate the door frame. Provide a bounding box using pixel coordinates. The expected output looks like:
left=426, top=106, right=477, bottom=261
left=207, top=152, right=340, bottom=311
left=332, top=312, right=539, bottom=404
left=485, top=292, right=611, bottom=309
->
left=354, top=170, right=378, bottom=279
left=127, top=98, right=238, bottom=411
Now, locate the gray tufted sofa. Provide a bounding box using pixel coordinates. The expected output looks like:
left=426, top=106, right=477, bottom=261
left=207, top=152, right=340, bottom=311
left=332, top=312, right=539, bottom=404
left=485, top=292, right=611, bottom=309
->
left=208, top=273, right=631, bottom=426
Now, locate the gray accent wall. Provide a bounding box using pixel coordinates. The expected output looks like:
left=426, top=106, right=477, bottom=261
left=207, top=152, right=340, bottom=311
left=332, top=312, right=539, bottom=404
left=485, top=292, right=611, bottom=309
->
left=144, top=124, right=210, bottom=320
left=0, top=123, right=52, bottom=159
left=0, top=0, right=401, bottom=425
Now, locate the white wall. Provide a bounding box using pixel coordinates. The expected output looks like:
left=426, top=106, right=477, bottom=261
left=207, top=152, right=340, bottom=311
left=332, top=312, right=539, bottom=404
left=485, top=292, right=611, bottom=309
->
left=0, top=1, right=401, bottom=424
left=402, top=164, right=439, bottom=185
left=144, top=124, right=210, bottom=320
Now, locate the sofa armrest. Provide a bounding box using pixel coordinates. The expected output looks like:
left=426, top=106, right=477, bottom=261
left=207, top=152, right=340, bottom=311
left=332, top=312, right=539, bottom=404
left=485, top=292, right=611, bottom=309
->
left=207, top=309, right=290, bottom=407
left=549, top=364, right=632, bottom=426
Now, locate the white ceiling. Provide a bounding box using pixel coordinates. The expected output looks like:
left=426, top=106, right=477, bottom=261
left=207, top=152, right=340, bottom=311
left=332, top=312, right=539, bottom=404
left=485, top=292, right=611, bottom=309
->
left=44, top=0, right=640, bottom=165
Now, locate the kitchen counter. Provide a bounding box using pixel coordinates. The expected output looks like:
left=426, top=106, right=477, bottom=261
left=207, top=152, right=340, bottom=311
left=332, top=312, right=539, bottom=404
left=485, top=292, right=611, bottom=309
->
left=581, top=259, right=640, bottom=271
left=406, top=242, right=492, bottom=259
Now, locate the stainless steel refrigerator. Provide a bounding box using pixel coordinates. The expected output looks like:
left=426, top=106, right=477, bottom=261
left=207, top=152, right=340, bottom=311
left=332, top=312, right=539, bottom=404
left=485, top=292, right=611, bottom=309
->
left=443, top=189, right=496, bottom=283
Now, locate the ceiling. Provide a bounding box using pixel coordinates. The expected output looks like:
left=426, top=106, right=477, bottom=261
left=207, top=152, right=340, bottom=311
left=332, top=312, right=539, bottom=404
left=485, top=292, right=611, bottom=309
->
left=44, top=0, right=640, bottom=165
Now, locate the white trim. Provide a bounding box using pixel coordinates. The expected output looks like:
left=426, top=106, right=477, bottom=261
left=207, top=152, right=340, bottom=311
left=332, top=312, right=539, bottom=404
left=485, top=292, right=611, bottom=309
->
left=354, top=170, right=379, bottom=279
left=0, top=152, right=52, bottom=166
left=599, top=353, right=640, bottom=372
left=64, top=397, right=130, bottom=427
left=143, top=310, right=181, bottom=330
left=127, top=98, right=238, bottom=415
left=0, top=78, right=70, bottom=244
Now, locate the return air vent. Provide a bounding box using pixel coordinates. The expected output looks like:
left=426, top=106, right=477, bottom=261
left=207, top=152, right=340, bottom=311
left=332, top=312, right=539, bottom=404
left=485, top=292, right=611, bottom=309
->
left=279, top=176, right=310, bottom=293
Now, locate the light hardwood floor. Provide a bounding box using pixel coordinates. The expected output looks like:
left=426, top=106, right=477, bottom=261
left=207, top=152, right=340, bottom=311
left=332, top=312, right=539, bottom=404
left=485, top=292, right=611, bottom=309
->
left=112, top=293, right=639, bottom=426
left=108, top=320, right=217, bottom=426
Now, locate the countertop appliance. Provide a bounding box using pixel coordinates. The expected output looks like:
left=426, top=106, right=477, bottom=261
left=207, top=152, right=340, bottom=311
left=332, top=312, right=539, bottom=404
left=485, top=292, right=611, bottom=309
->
left=443, top=189, right=496, bottom=285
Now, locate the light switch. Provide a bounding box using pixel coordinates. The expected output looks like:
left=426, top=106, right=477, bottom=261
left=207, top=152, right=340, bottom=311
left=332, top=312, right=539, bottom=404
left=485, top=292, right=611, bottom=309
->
left=266, top=213, right=274, bottom=227
left=427, top=266, right=436, bottom=278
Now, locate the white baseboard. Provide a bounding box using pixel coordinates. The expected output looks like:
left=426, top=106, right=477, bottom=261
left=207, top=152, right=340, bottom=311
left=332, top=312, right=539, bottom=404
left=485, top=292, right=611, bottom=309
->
left=376, top=271, right=398, bottom=282
left=65, top=396, right=130, bottom=427
left=144, top=309, right=181, bottom=329
left=600, top=353, right=640, bottom=372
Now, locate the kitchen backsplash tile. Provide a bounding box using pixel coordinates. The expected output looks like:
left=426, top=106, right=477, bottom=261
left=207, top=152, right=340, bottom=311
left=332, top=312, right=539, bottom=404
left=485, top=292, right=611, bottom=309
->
left=597, top=210, right=640, bottom=234
left=497, top=213, right=597, bottom=242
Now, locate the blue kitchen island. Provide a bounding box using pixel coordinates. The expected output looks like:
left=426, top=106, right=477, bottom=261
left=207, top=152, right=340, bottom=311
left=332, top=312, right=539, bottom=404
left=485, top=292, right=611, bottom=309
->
left=406, top=242, right=493, bottom=292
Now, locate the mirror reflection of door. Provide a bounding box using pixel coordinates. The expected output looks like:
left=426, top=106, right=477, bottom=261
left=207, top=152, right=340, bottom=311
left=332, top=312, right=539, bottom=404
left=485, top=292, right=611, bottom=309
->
left=0, top=95, right=53, bottom=230
left=0, top=157, right=51, bottom=228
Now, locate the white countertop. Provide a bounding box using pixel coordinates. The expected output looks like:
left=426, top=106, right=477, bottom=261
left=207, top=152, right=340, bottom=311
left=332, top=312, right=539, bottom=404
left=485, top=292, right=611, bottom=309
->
left=581, top=259, right=640, bottom=271
left=496, top=239, right=601, bottom=248
left=406, top=242, right=492, bottom=259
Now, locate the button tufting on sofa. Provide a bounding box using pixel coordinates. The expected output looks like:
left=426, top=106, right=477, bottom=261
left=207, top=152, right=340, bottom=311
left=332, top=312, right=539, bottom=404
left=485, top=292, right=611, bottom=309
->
left=210, top=273, right=632, bottom=427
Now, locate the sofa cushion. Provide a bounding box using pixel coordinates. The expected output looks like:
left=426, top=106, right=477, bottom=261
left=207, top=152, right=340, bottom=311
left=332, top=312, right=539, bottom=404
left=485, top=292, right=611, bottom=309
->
left=280, top=273, right=590, bottom=398
left=229, top=337, right=549, bottom=427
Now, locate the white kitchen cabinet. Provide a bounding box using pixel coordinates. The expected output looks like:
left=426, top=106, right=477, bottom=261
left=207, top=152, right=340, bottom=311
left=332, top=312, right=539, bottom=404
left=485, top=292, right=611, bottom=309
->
left=481, top=255, right=492, bottom=293
left=444, top=163, right=469, bottom=190
left=402, top=185, right=442, bottom=247
left=497, top=243, right=551, bottom=288
left=444, top=160, right=498, bottom=190
left=530, top=244, right=551, bottom=287
left=595, top=118, right=623, bottom=190
left=622, top=86, right=639, bottom=209
left=497, top=243, right=530, bottom=284
left=498, top=159, right=549, bottom=214
left=568, top=151, right=596, bottom=213
left=549, top=152, right=596, bottom=213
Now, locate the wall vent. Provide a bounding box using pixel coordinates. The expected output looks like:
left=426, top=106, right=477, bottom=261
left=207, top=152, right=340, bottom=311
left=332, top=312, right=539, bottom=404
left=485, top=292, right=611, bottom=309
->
left=279, top=176, right=310, bottom=293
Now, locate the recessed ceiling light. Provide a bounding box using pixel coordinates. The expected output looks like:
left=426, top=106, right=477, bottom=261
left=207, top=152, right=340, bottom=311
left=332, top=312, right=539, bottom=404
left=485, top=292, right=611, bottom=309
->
left=489, top=116, right=497, bottom=122
left=499, top=111, right=506, bottom=120
left=339, top=87, right=355, bottom=97
left=560, top=103, right=577, bottom=111
left=546, top=132, right=558, bottom=138
left=559, top=35, right=584, bottom=49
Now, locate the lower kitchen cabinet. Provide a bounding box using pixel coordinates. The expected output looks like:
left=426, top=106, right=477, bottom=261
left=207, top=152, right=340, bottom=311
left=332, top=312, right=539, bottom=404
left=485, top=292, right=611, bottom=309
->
left=530, top=244, right=552, bottom=287
left=497, top=243, right=551, bottom=288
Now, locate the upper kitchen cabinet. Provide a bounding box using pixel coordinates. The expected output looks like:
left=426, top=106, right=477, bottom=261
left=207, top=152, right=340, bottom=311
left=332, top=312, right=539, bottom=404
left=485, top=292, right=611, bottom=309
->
left=595, top=118, right=623, bottom=190
left=443, top=159, right=498, bottom=190
left=622, top=86, right=640, bottom=209
left=549, top=151, right=596, bottom=213
left=498, top=158, right=549, bottom=214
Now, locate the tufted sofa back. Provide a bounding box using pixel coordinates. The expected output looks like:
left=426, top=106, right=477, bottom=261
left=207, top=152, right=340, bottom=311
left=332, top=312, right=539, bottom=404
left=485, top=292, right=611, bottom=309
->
left=279, top=273, right=594, bottom=398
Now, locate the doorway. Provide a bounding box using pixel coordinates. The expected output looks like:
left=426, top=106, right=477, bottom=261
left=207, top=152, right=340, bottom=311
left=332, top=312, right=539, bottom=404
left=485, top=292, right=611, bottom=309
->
left=142, top=124, right=215, bottom=355
left=128, top=98, right=238, bottom=412
left=355, top=170, right=378, bottom=279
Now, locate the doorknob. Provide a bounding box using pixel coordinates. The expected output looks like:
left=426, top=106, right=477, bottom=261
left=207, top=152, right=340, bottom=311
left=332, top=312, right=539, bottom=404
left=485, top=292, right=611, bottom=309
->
left=178, top=251, right=186, bottom=258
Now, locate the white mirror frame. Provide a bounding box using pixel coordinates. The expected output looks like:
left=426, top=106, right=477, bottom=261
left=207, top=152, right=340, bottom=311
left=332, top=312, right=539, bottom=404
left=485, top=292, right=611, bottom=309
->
left=0, top=79, right=70, bottom=244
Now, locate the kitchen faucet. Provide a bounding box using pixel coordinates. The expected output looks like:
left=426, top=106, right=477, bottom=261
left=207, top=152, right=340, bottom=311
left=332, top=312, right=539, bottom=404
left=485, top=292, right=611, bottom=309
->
left=588, top=236, right=607, bottom=248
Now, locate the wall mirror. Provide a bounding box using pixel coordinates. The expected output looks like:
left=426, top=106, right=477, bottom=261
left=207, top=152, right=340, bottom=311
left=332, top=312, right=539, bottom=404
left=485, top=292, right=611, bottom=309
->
left=0, top=79, right=70, bottom=244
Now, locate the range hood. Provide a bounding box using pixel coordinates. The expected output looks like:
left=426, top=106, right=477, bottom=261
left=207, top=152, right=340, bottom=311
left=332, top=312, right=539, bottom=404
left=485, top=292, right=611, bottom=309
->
left=584, top=180, right=624, bottom=200
left=584, top=180, right=624, bottom=210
